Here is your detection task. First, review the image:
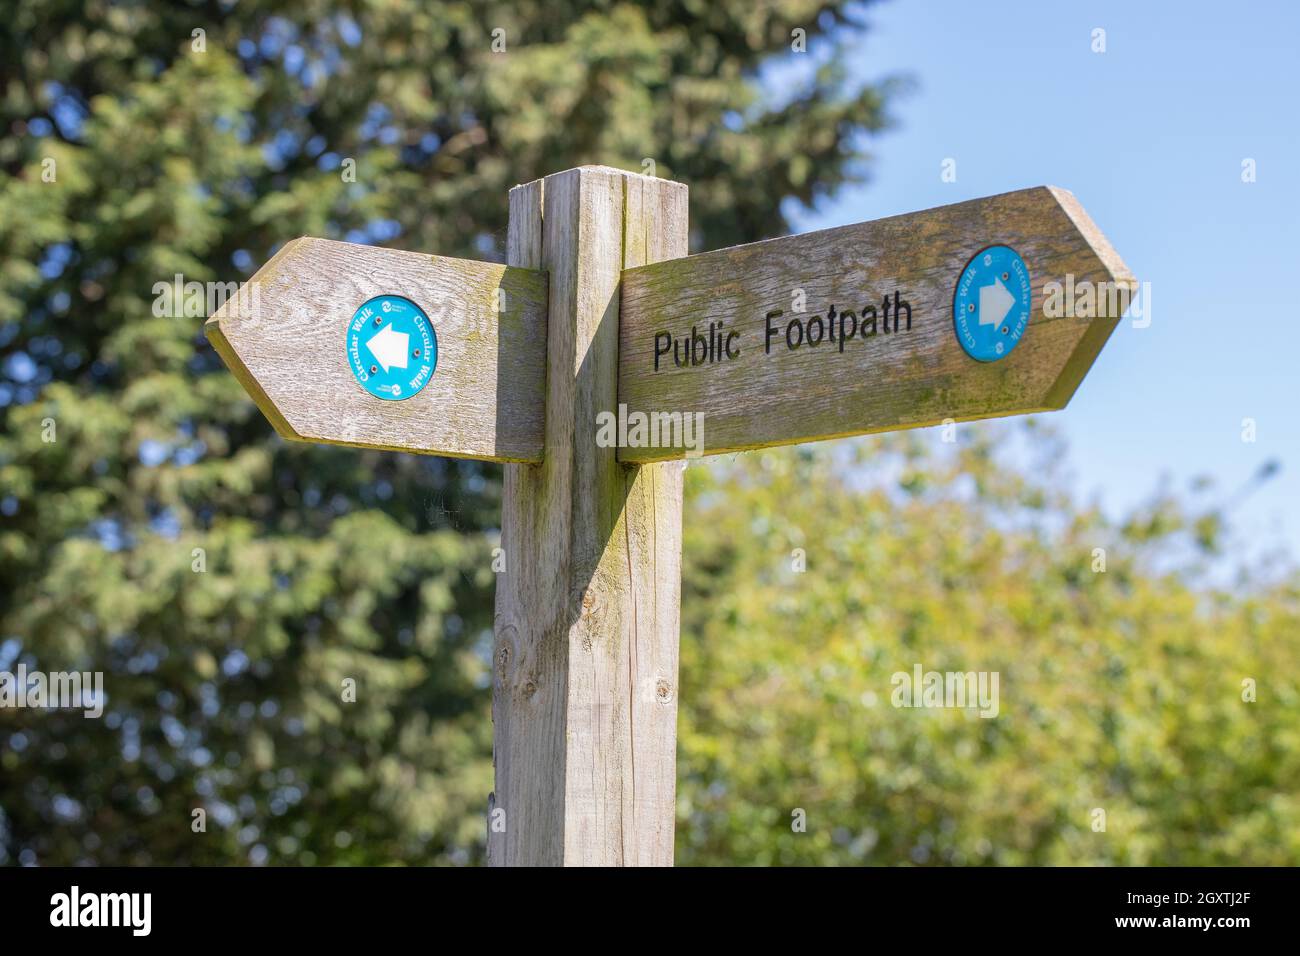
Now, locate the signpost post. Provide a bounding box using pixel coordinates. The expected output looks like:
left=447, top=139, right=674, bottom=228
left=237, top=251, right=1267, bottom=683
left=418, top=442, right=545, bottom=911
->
left=206, top=166, right=1134, bottom=866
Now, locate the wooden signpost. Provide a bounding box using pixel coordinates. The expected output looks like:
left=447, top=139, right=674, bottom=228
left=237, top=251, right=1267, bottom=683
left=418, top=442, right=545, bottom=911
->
left=206, top=166, right=1134, bottom=866
left=207, top=238, right=549, bottom=461
left=618, top=186, right=1129, bottom=461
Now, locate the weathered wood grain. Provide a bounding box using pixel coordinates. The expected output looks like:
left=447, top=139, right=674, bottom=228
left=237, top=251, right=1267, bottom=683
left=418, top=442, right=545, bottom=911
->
left=490, top=166, right=687, bottom=867
left=205, top=238, right=548, bottom=462
left=618, top=186, right=1135, bottom=462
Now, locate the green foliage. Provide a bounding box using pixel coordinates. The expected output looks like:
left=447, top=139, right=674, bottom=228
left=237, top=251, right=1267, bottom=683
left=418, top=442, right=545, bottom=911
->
left=677, top=428, right=1300, bottom=865
left=0, top=1, right=895, bottom=864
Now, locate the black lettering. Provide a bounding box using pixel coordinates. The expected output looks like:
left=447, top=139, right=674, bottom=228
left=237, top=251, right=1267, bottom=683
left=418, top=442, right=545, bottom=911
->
left=765, top=310, right=783, bottom=354
left=838, top=310, right=857, bottom=352
left=807, top=315, right=824, bottom=346
left=862, top=305, right=877, bottom=336
left=692, top=325, right=708, bottom=365
left=894, top=291, right=912, bottom=331
left=654, top=331, right=671, bottom=371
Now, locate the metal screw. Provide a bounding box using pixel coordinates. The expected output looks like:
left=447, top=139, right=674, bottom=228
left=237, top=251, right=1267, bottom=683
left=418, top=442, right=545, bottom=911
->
left=369, top=365, right=377, bottom=374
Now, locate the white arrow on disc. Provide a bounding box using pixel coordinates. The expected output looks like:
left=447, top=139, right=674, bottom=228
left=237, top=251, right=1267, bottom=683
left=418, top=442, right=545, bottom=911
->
left=977, top=277, right=1016, bottom=328
left=366, top=323, right=410, bottom=373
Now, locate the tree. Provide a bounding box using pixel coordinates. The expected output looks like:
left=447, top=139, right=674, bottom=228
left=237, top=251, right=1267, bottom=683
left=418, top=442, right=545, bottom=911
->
left=676, top=426, right=1299, bottom=866
left=0, top=1, right=897, bottom=864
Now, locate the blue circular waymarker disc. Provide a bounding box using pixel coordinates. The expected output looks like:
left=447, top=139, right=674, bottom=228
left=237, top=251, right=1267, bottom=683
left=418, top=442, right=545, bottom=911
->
left=953, top=244, right=1031, bottom=362
left=346, top=294, right=437, bottom=401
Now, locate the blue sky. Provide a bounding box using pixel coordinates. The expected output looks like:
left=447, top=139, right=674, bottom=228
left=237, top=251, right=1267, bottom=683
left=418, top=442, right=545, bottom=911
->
left=785, top=0, right=1300, bottom=561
